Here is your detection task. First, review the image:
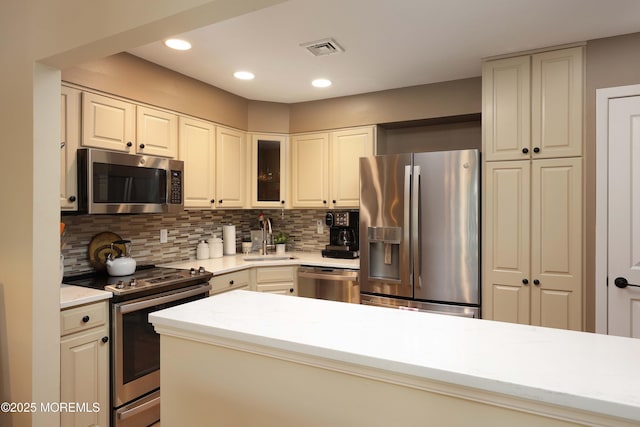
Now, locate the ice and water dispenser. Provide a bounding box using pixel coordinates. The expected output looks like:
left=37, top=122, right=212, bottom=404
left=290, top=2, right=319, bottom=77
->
left=367, top=226, right=402, bottom=282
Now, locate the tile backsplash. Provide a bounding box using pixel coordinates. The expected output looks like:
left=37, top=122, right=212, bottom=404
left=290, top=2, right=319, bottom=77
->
left=61, top=209, right=333, bottom=275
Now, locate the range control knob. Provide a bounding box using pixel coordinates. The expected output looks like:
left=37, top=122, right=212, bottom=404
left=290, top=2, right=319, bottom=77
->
left=190, top=267, right=196, bottom=276
left=198, top=266, right=206, bottom=274
left=129, top=278, right=137, bottom=287
left=116, top=280, right=125, bottom=289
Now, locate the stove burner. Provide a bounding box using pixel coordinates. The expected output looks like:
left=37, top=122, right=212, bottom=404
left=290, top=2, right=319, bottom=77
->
left=63, top=265, right=213, bottom=301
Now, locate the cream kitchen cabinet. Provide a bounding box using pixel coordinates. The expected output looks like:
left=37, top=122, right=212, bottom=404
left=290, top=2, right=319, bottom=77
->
left=179, top=120, right=246, bottom=209
left=215, top=126, right=246, bottom=208
left=482, top=158, right=582, bottom=330
left=179, top=116, right=216, bottom=209
left=250, top=133, right=289, bottom=208
left=254, top=266, right=297, bottom=296
left=291, top=126, right=375, bottom=208
left=60, top=85, right=81, bottom=211
left=209, top=269, right=251, bottom=296
left=482, top=46, right=583, bottom=161
left=60, top=301, right=109, bottom=427
left=82, top=91, right=178, bottom=158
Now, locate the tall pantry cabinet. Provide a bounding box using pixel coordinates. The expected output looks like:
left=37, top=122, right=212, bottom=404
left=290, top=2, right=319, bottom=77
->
left=481, top=46, right=584, bottom=330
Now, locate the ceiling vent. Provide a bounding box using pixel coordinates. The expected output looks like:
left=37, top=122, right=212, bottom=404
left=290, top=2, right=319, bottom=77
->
left=300, top=38, right=345, bottom=56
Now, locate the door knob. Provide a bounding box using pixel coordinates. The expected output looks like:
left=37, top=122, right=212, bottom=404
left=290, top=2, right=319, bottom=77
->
left=614, top=277, right=640, bottom=289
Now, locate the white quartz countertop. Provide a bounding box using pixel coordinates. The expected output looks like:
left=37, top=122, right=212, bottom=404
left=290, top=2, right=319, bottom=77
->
left=150, top=290, right=640, bottom=423
left=160, top=251, right=359, bottom=275
left=60, top=284, right=112, bottom=309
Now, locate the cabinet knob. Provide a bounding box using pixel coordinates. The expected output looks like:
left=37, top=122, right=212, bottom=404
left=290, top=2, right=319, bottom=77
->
left=323, top=200, right=327, bottom=204
left=229, top=280, right=234, bottom=286
left=210, top=199, right=215, bottom=204
left=218, top=199, right=223, bottom=204
left=533, top=147, right=540, bottom=153
left=533, top=279, right=540, bottom=285
left=332, top=199, right=337, bottom=204
left=126, top=141, right=133, bottom=147
left=522, top=147, right=529, bottom=154
left=82, top=315, right=90, bottom=323
left=281, top=200, right=285, bottom=205
left=522, top=279, right=529, bottom=285
left=101, top=336, right=109, bottom=343
left=139, top=143, right=145, bottom=149
left=68, top=195, right=76, bottom=202
left=60, top=142, right=66, bottom=149
left=289, top=288, right=294, bottom=293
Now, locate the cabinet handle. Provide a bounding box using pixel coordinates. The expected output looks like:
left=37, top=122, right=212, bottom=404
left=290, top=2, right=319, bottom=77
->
left=101, top=336, right=109, bottom=343
left=82, top=315, right=90, bottom=323
left=522, top=279, right=529, bottom=285
left=533, top=147, right=540, bottom=153
left=68, top=195, right=76, bottom=202
left=126, top=141, right=133, bottom=147
left=229, top=280, right=234, bottom=286
left=139, top=143, right=145, bottom=149
left=522, top=147, right=529, bottom=154
left=533, top=279, right=540, bottom=285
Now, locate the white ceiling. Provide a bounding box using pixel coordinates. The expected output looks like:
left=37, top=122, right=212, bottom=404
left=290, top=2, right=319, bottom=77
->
left=127, top=0, right=640, bottom=104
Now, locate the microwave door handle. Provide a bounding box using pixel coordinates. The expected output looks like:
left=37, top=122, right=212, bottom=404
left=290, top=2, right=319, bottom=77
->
left=118, top=285, right=211, bottom=314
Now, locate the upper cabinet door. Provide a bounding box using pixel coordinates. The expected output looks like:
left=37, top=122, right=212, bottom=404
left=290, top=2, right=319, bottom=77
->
left=60, top=86, right=80, bottom=211
left=330, top=126, right=375, bottom=208
left=215, top=127, right=246, bottom=208
left=531, top=47, right=583, bottom=159
left=250, top=134, right=288, bottom=209
left=136, top=106, right=178, bottom=158
left=82, top=92, right=135, bottom=152
left=290, top=133, right=330, bottom=208
left=179, top=116, right=215, bottom=209
left=482, top=56, right=531, bottom=162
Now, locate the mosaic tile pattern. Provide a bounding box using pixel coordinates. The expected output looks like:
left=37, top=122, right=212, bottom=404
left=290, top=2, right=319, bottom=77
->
left=61, top=209, right=335, bottom=274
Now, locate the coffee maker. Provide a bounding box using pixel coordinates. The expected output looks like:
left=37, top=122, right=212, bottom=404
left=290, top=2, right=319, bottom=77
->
left=321, top=211, right=359, bottom=259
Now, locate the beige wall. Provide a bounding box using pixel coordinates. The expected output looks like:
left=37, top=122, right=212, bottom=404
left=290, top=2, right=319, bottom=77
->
left=63, top=53, right=250, bottom=131
left=247, top=100, right=290, bottom=133
left=584, top=32, right=640, bottom=332
left=289, top=77, right=482, bottom=133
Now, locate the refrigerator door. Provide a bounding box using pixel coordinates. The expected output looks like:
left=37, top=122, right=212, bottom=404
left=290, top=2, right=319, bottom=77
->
left=359, top=153, right=413, bottom=298
left=413, top=149, right=479, bottom=305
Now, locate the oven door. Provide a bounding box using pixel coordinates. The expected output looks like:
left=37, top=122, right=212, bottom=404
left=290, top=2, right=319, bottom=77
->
left=112, top=284, right=210, bottom=410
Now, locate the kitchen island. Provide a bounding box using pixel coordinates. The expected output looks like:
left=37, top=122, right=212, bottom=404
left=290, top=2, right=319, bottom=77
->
left=149, top=290, right=640, bottom=427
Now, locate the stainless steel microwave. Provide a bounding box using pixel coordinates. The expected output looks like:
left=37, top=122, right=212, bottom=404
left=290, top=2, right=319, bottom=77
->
left=77, top=148, right=184, bottom=214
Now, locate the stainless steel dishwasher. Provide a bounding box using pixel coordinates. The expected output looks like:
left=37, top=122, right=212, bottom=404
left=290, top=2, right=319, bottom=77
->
left=297, top=266, right=360, bottom=303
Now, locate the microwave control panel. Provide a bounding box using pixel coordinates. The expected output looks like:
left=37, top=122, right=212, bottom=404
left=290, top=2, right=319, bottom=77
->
left=170, top=170, right=182, bottom=204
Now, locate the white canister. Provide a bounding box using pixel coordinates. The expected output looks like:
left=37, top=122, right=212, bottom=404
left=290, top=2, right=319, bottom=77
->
left=196, top=239, right=210, bottom=260
left=209, top=235, right=223, bottom=259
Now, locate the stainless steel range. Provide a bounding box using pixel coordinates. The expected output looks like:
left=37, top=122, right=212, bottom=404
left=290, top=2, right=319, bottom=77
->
left=64, top=266, right=212, bottom=427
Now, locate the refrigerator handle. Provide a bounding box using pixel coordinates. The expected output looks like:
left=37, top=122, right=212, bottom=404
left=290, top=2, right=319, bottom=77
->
left=404, top=165, right=412, bottom=285
left=412, top=165, right=421, bottom=289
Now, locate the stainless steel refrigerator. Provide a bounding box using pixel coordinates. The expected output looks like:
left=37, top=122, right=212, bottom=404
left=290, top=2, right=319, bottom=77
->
left=359, top=149, right=480, bottom=317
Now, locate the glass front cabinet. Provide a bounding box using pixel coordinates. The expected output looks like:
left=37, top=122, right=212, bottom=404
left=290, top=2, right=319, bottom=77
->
left=250, top=134, right=289, bottom=208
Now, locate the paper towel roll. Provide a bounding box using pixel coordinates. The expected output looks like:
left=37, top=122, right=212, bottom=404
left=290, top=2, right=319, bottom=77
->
left=223, top=225, right=236, bottom=255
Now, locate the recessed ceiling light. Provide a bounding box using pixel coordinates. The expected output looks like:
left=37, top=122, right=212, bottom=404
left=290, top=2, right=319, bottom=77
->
left=234, top=71, right=255, bottom=80
left=312, top=78, right=332, bottom=88
left=164, top=38, right=191, bottom=51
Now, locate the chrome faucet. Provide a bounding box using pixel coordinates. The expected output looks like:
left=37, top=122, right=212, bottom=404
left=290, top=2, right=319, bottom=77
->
left=259, top=214, right=272, bottom=255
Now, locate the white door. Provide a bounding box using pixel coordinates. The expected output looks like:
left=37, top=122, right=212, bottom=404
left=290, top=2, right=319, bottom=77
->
left=608, top=95, right=640, bottom=337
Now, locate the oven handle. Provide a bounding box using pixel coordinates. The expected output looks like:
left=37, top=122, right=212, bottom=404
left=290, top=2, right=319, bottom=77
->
left=118, top=284, right=211, bottom=314
left=117, top=394, right=160, bottom=421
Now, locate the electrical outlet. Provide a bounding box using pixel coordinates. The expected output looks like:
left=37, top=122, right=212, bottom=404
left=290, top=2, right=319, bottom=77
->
left=160, top=229, right=168, bottom=243
left=316, top=219, right=324, bottom=234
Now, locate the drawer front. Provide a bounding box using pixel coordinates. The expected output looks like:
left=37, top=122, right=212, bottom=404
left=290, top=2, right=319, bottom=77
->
left=60, top=301, right=107, bottom=336
left=256, top=266, right=296, bottom=284
left=209, top=270, right=250, bottom=294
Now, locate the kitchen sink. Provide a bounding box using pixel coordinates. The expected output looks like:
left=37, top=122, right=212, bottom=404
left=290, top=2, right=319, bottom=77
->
left=243, top=255, right=297, bottom=261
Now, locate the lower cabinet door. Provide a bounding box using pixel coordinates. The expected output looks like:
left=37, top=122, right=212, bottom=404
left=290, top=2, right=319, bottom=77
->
left=60, top=327, right=109, bottom=427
